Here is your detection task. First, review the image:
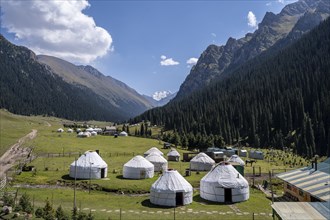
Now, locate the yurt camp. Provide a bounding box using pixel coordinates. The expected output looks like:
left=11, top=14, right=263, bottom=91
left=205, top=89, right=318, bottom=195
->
left=67, top=128, right=73, bottom=133
left=150, top=169, right=193, bottom=207
left=227, top=154, right=245, bottom=176
left=145, top=153, right=168, bottom=172
left=57, top=128, right=64, bottom=133
left=190, top=152, right=215, bottom=171
left=69, top=150, right=108, bottom=179
left=144, top=147, right=164, bottom=157
left=200, top=162, right=249, bottom=203
left=123, top=155, right=154, bottom=179
left=91, top=131, right=97, bottom=136
left=167, top=149, right=180, bottom=162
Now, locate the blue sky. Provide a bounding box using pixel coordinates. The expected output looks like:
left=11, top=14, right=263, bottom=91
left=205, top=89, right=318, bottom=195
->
left=1, top=0, right=295, bottom=96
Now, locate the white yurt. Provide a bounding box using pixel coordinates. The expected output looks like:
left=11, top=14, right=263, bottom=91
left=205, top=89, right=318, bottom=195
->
left=123, top=155, right=154, bottom=179
left=57, top=128, right=64, bottom=133
left=150, top=169, right=193, bottom=207
left=167, top=149, right=180, bottom=162
left=145, top=153, right=168, bottom=172
left=119, top=131, right=128, bottom=136
left=67, top=128, right=73, bottom=133
left=91, top=131, right=97, bottom=136
left=144, top=147, right=164, bottom=157
left=86, top=127, right=94, bottom=132
left=190, top=152, right=215, bottom=171
left=227, top=155, right=245, bottom=166
left=69, top=151, right=108, bottom=179
left=200, top=162, right=249, bottom=203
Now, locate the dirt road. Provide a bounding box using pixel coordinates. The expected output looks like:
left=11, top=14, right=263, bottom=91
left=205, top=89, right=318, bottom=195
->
left=0, top=129, right=38, bottom=177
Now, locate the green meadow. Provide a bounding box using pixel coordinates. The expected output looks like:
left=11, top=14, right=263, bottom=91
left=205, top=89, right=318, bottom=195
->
left=0, top=109, right=314, bottom=219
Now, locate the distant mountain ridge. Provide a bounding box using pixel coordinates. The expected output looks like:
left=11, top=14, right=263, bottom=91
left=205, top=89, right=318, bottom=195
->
left=0, top=35, right=153, bottom=121
left=175, top=0, right=330, bottom=99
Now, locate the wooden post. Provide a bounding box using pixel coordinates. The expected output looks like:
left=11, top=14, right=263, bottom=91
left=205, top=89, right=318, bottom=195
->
left=73, top=158, right=77, bottom=209
left=174, top=207, right=176, bottom=220
left=269, top=171, right=274, bottom=204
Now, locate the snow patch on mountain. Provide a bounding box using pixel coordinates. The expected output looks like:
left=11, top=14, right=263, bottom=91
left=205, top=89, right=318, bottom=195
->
left=152, top=91, right=172, bottom=101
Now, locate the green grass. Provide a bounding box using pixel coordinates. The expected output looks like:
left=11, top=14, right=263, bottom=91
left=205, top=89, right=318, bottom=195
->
left=1, top=110, right=315, bottom=220
left=7, top=187, right=272, bottom=220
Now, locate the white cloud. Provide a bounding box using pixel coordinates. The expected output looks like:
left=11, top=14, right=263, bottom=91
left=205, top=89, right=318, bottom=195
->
left=1, top=0, right=112, bottom=64
left=160, top=55, right=179, bottom=66
left=186, top=57, right=198, bottom=65
left=247, top=11, right=257, bottom=28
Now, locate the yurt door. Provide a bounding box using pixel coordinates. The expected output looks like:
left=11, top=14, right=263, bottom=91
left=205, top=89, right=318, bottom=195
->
left=224, top=188, right=232, bottom=203
left=175, top=192, right=184, bottom=206
left=101, top=168, right=106, bottom=178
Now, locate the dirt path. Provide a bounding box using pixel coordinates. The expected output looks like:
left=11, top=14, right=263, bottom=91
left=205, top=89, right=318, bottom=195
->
left=0, top=129, right=38, bottom=177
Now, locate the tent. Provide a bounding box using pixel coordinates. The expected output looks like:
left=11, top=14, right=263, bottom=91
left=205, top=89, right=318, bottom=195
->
left=123, top=155, right=154, bottom=179
left=144, top=147, right=164, bottom=157
left=145, top=153, right=168, bottom=172
left=150, top=169, right=193, bottom=207
left=91, top=131, right=97, bottom=136
left=67, top=128, right=73, bottom=133
left=57, top=128, right=64, bottom=133
left=69, top=151, right=108, bottom=179
left=119, top=131, right=128, bottom=136
left=77, top=132, right=91, bottom=138
left=200, top=162, right=249, bottom=203
left=86, top=128, right=94, bottom=132
left=227, top=155, right=245, bottom=166
left=167, top=149, right=180, bottom=162
left=249, top=150, right=264, bottom=160
left=190, top=153, right=215, bottom=171
left=239, top=149, right=247, bottom=157
left=227, top=154, right=245, bottom=176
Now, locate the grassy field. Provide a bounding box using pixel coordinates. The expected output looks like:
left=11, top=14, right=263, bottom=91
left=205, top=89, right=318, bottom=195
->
left=0, top=109, right=318, bottom=219
left=6, top=187, right=272, bottom=220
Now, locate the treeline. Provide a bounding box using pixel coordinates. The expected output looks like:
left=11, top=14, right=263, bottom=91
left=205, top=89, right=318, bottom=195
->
left=0, top=35, right=127, bottom=122
left=131, top=18, right=330, bottom=158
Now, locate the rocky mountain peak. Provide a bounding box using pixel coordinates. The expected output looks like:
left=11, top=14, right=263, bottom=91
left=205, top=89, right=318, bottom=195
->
left=78, top=65, right=104, bottom=78
left=175, top=0, right=330, bottom=100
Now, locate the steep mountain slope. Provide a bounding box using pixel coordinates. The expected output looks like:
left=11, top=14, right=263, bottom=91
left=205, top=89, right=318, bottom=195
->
left=176, top=0, right=330, bottom=99
left=132, top=18, right=330, bottom=157
left=37, top=55, right=152, bottom=118
left=0, top=35, right=144, bottom=121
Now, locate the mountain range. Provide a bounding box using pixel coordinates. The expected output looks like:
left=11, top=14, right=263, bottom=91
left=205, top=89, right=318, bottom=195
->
left=132, top=1, right=330, bottom=157
left=175, top=0, right=330, bottom=100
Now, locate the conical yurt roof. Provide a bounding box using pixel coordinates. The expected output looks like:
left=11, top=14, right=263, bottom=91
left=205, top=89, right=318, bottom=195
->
left=151, top=170, right=192, bottom=192
left=191, top=152, right=215, bottom=164
left=119, top=131, right=128, bottom=136
left=167, top=149, right=180, bottom=157
left=144, top=147, right=163, bottom=156
left=227, top=155, right=245, bottom=166
left=124, top=155, right=154, bottom=168
left=146, top=152, right=167, bottom=163
left=201, top=162, right=248, bottom=188
left=70, top=151, right=107, bottom=168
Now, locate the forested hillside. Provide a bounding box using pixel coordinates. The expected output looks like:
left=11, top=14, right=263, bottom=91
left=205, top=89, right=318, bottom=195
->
left=0, top=35, right=125, bottom=121
left=132, top=18, right=330, bottom=158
